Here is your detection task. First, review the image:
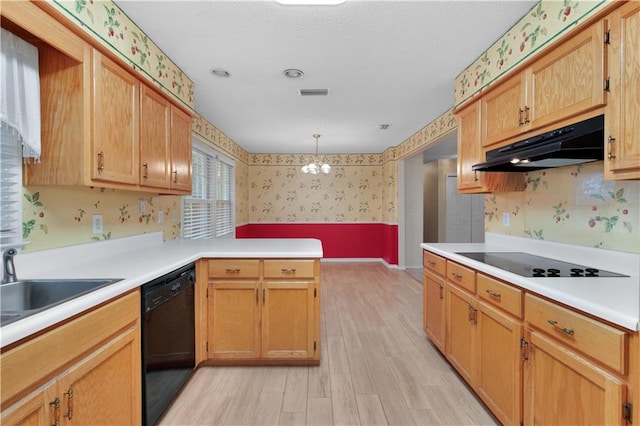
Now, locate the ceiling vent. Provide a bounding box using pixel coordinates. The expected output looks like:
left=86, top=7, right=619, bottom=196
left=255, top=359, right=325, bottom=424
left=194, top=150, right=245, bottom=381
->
left=378, top=124, right=391, bottom=130
left=299, top=89, right=329, bottom=96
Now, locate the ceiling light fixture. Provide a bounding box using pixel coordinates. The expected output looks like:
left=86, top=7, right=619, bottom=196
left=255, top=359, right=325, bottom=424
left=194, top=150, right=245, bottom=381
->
left=301, top=134, right=331, bottom=175
left=283, top=68, right=304, bottom=78
left=211, top=68, right=231, bottom=77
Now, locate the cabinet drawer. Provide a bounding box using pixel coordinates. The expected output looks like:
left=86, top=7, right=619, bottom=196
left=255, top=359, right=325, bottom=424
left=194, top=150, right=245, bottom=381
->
left=446, top=261, right=476, bottom=293
left=524, top=294, right=627, bottom=374
left=264, top=260, right=315, bottom=279
left=208, top=259, right=260, bottom=279
left=477, top=274, right=522, bottom=318
left=423, top=251, right=446, bottom=276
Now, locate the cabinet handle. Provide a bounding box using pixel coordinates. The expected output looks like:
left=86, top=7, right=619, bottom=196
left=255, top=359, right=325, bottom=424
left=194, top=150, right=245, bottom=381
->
left=97, top=151, right=105, bottom=172
left=485, top=289, right=501, bottom=299
left=263, top=289, right=266, bottom=303
left=50, top=397, right=61, bottom=426
left=468, top=304, right=477, bottom=324
left=518, top=108, right=524, bottom=126
left=439, top=284, right=444, bottom=300
left=473, top=170, right=479, bottom=182
left=225, top=268, right=240, bottom=274
left=255, top=288, right=258, bottom=304
left=427, top=260, right=436, bottom=266
left=64, top=387, right=74, bottom=420
left=451, top=272, right=463, bottom=280
left=547, top=319, right=574, bottom=336
left=524, top=106, right=530, bottom=124
left=281, top=268, right=297, bottom=274
left=607, top=136, right=616, bottom=160
left=172, top=170, right=178, bottom=183
left=142, top=163, right=149, bottom=180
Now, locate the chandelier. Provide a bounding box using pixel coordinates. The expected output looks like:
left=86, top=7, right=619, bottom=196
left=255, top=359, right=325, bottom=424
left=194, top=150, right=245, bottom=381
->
left=301, top=134, right=331, bottom=174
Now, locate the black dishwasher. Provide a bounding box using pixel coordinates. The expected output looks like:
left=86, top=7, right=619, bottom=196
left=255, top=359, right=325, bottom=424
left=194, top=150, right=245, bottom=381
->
left=141, top=262, right=195, bottom=426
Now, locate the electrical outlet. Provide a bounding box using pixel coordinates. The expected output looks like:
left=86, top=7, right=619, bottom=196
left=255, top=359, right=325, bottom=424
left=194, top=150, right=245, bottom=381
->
left=92, top=214, right=103, bottom=234
left=502, top=212, right=510, bottom=227
left=158, top=211, right=164, bottom=224
left=138, top=199, right=145, bottom=214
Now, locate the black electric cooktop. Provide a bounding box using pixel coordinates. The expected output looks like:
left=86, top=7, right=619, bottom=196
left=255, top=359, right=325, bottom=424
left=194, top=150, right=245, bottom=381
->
left=455, top=252, right=628, bottom=278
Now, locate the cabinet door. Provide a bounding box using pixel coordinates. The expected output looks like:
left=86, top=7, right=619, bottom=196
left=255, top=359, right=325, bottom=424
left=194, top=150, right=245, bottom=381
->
left=56, top=327, right=141, bottom=425
left=481, top=72, right=527, bottom=147
left=140, top=85, right=171, bottom=189
left=457, top=101, right=483, bottom=192
left=1, top=383, right=57, bottom=426
left=262, top=282, right=315, bottom=359
left=524, top=330, right=626, bottom=426
left=528, top=21, right=606, bottom=130
left=207, top=282, right=261, bottom=359
left=170, top=106, right=193, bottom=192
left=423, top=269, right=446, bottom=353
left=605, top=1, right=640, bottom=180
left=92, top=51, right=139, bottom=184
left=477, top=301, right=523, bottom=426
left=445, top=283, right=477, bottom=387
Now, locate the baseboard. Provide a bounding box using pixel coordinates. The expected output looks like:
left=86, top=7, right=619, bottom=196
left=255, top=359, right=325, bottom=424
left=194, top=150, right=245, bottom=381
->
left=320, top=258, right=398, bottom=269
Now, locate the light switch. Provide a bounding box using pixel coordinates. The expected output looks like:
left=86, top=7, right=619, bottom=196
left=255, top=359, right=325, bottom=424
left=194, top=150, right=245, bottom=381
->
left=92, top=214, right=103, bottom=234
left=158, top=211, right=164, bottom=224
left=502, top=212, right=510, bottom=227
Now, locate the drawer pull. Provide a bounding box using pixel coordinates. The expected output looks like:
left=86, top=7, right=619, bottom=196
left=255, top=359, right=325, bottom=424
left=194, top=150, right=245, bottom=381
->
left=451, top=272, right=463, bottom=280
left=485, top=289, right=501, bottom=299
left=225, top=268, right=241, bottom=274
left=281, top=268, right=297, bottom=273
left=548, top=319, right=574, bottom=336
left=427, top=260, right=436, bottom=266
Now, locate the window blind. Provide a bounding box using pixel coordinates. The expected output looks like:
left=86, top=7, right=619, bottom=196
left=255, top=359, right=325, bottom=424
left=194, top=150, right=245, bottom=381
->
left=182, top=143, right=235, bottom=240
left=1, top=122, right=23, bottom=244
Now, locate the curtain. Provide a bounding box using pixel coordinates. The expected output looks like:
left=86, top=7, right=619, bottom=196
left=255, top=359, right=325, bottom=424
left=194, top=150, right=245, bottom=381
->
left=1, top=28, right=41, bottom=162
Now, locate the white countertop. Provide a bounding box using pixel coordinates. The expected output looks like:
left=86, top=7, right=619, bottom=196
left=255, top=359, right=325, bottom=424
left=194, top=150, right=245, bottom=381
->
left=2, top=233, right=323, bottom=347
left=422, top=233, right=640, bottom=331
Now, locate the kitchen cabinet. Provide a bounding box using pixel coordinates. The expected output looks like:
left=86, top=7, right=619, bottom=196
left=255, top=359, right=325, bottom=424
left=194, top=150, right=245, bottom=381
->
left=169, top=106, right=193, bottom=192
left=1, top=291, right=141, bottom=425
left=445, top=281, right=477, bottom=387
left=481, top=21, right=607, bottom=149
left=456, top=100, right=525, bottom=194
left=92, top=50, right=140, bottom=186
left=205, top=258, right=320, bottom=364
left=604, top=1, right=640, bottom=180
left=423, top=251, right=446, bottom=352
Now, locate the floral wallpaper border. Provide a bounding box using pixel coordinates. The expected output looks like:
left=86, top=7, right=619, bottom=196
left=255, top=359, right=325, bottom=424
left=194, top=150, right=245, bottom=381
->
left=454, top=0, right=610, bottom=107
left=49, top=0, right=194, bottom=111
left=192, top=114, right=249, bottom=164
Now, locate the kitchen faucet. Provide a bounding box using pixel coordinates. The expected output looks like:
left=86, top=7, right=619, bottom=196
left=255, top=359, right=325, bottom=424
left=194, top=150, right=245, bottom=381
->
left=2, top=248, right=18, bottom=284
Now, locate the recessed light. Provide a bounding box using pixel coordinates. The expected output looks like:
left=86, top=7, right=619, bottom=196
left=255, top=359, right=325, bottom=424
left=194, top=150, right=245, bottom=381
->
left=211, top=68, right=231, bottom=77
left=378, top=124, right=391, bottom=130
left=283, top=69, right=304, bottom=78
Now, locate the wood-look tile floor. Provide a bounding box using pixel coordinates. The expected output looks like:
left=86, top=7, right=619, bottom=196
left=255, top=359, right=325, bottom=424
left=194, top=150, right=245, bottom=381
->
left=160, top=263, right=497, bottom=426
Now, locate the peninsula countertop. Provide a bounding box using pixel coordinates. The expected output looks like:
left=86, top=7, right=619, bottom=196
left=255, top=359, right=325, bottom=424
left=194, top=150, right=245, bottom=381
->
left=2, top=233, right=323, bottom=347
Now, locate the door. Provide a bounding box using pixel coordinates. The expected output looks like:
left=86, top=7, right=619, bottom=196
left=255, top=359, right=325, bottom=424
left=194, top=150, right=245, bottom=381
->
left=523, top=330, right=626, bottom=425
left=170, top=106, right=193, bottom=191
left=92, top=51, right=139, bottom=184
left=476, top=301, right=523, bottom=426
left=423, top=269, right=446, bottom=352
left=0, top=383, right=57, bottom=426
left=481, top=72, right=527, bottom=147
left=445, top=283, right=477, bottom=387
left=456, top=101, right=483, bottom=191
left=445, top=174, right=484, bottom=243
left=262, top=282, right=315, bottom=359
left=207, top=282, right=261, bottom=359
left=140, top=85, right=171, bottom=189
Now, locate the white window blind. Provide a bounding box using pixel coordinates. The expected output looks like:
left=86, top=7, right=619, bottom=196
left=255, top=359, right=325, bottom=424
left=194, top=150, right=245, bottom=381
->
left=0, top=123, right=23, bottom=245
left=182, top=143, right=235, bottom=240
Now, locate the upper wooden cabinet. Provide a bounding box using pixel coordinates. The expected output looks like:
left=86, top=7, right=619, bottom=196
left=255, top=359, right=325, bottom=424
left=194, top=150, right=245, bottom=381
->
left=140, top=85, right=171, bottom=189
left=170, top=106, right=193, bottom=192
left=481, top=20, right=607, bottom=149
left=93, top=51, right=140, bottom=186
left=456, top=100, right=526, bottom=194
left=604, top=1, right=640, bottom=180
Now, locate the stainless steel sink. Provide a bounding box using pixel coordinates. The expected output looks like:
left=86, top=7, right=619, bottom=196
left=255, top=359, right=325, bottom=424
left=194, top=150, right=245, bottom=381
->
left=1, top=278, right=122, bottom=327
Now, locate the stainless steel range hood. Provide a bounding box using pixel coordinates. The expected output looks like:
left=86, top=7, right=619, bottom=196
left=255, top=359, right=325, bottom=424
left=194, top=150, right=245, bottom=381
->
left=472, top=115, right=604, bottom=172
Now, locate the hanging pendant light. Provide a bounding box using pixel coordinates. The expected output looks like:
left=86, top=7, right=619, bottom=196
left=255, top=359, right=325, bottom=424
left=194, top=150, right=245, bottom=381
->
left=301, top=134, right=331, bottom=175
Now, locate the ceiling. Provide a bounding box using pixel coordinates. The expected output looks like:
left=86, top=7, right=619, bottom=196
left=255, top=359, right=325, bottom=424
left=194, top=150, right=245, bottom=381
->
left=117, top=1, right=537, bottom=155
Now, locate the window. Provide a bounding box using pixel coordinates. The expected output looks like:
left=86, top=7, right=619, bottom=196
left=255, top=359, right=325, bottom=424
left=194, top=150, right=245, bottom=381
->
left=1, top=123, right=23, bottom=245
left=182, top=141, right=235, bottom=239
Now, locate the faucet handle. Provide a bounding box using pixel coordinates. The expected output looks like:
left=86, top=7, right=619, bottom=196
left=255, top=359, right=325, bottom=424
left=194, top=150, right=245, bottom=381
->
left=2, top=247, right=19, bottom=284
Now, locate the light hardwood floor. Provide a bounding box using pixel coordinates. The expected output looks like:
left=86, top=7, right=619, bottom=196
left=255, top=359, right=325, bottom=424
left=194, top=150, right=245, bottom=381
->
left=160, top=263, right=497, bottom=425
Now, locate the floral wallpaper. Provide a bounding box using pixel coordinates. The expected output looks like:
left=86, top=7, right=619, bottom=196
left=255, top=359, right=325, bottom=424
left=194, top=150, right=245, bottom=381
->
left=22, top=186, right=181, bottom=252
left=455, top=0, right=610, bottom=107
left=394, top=108, right=456, bottom=160
left=485, top=161, right=640, bottom=253
left=49, top=0, right=194, bottom=110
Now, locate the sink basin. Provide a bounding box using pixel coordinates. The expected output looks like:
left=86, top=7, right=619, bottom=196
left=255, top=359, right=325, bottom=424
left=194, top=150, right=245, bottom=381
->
left=1, top=278, right=122, bottom=327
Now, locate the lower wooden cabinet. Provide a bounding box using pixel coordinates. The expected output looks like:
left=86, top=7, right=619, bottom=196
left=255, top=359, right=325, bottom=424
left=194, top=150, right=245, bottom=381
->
left=204, top=258, right=320, bottom=364
left=523, top=330, right=627, bottom=425
left=1, top=292, right=141, bottom=425
left=445, top=283, right=477, bottom=387
left=423, top=269, right=446, bottom=352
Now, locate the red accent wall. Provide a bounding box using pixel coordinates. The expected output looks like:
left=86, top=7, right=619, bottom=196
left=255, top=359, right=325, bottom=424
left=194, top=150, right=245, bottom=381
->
left=236, top=223, right=398, bottom=265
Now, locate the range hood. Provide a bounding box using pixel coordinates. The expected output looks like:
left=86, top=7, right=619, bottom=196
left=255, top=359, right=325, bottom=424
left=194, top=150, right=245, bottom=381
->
left=472, top=115, right=604, bottom=172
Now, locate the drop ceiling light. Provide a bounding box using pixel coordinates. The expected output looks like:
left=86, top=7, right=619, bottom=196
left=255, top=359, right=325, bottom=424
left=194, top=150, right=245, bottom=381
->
left=211, top=68, right=231, bottom=77
left=283, top=69, right=304, bottom=78
left=301, top=134, right=331, bottom=175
